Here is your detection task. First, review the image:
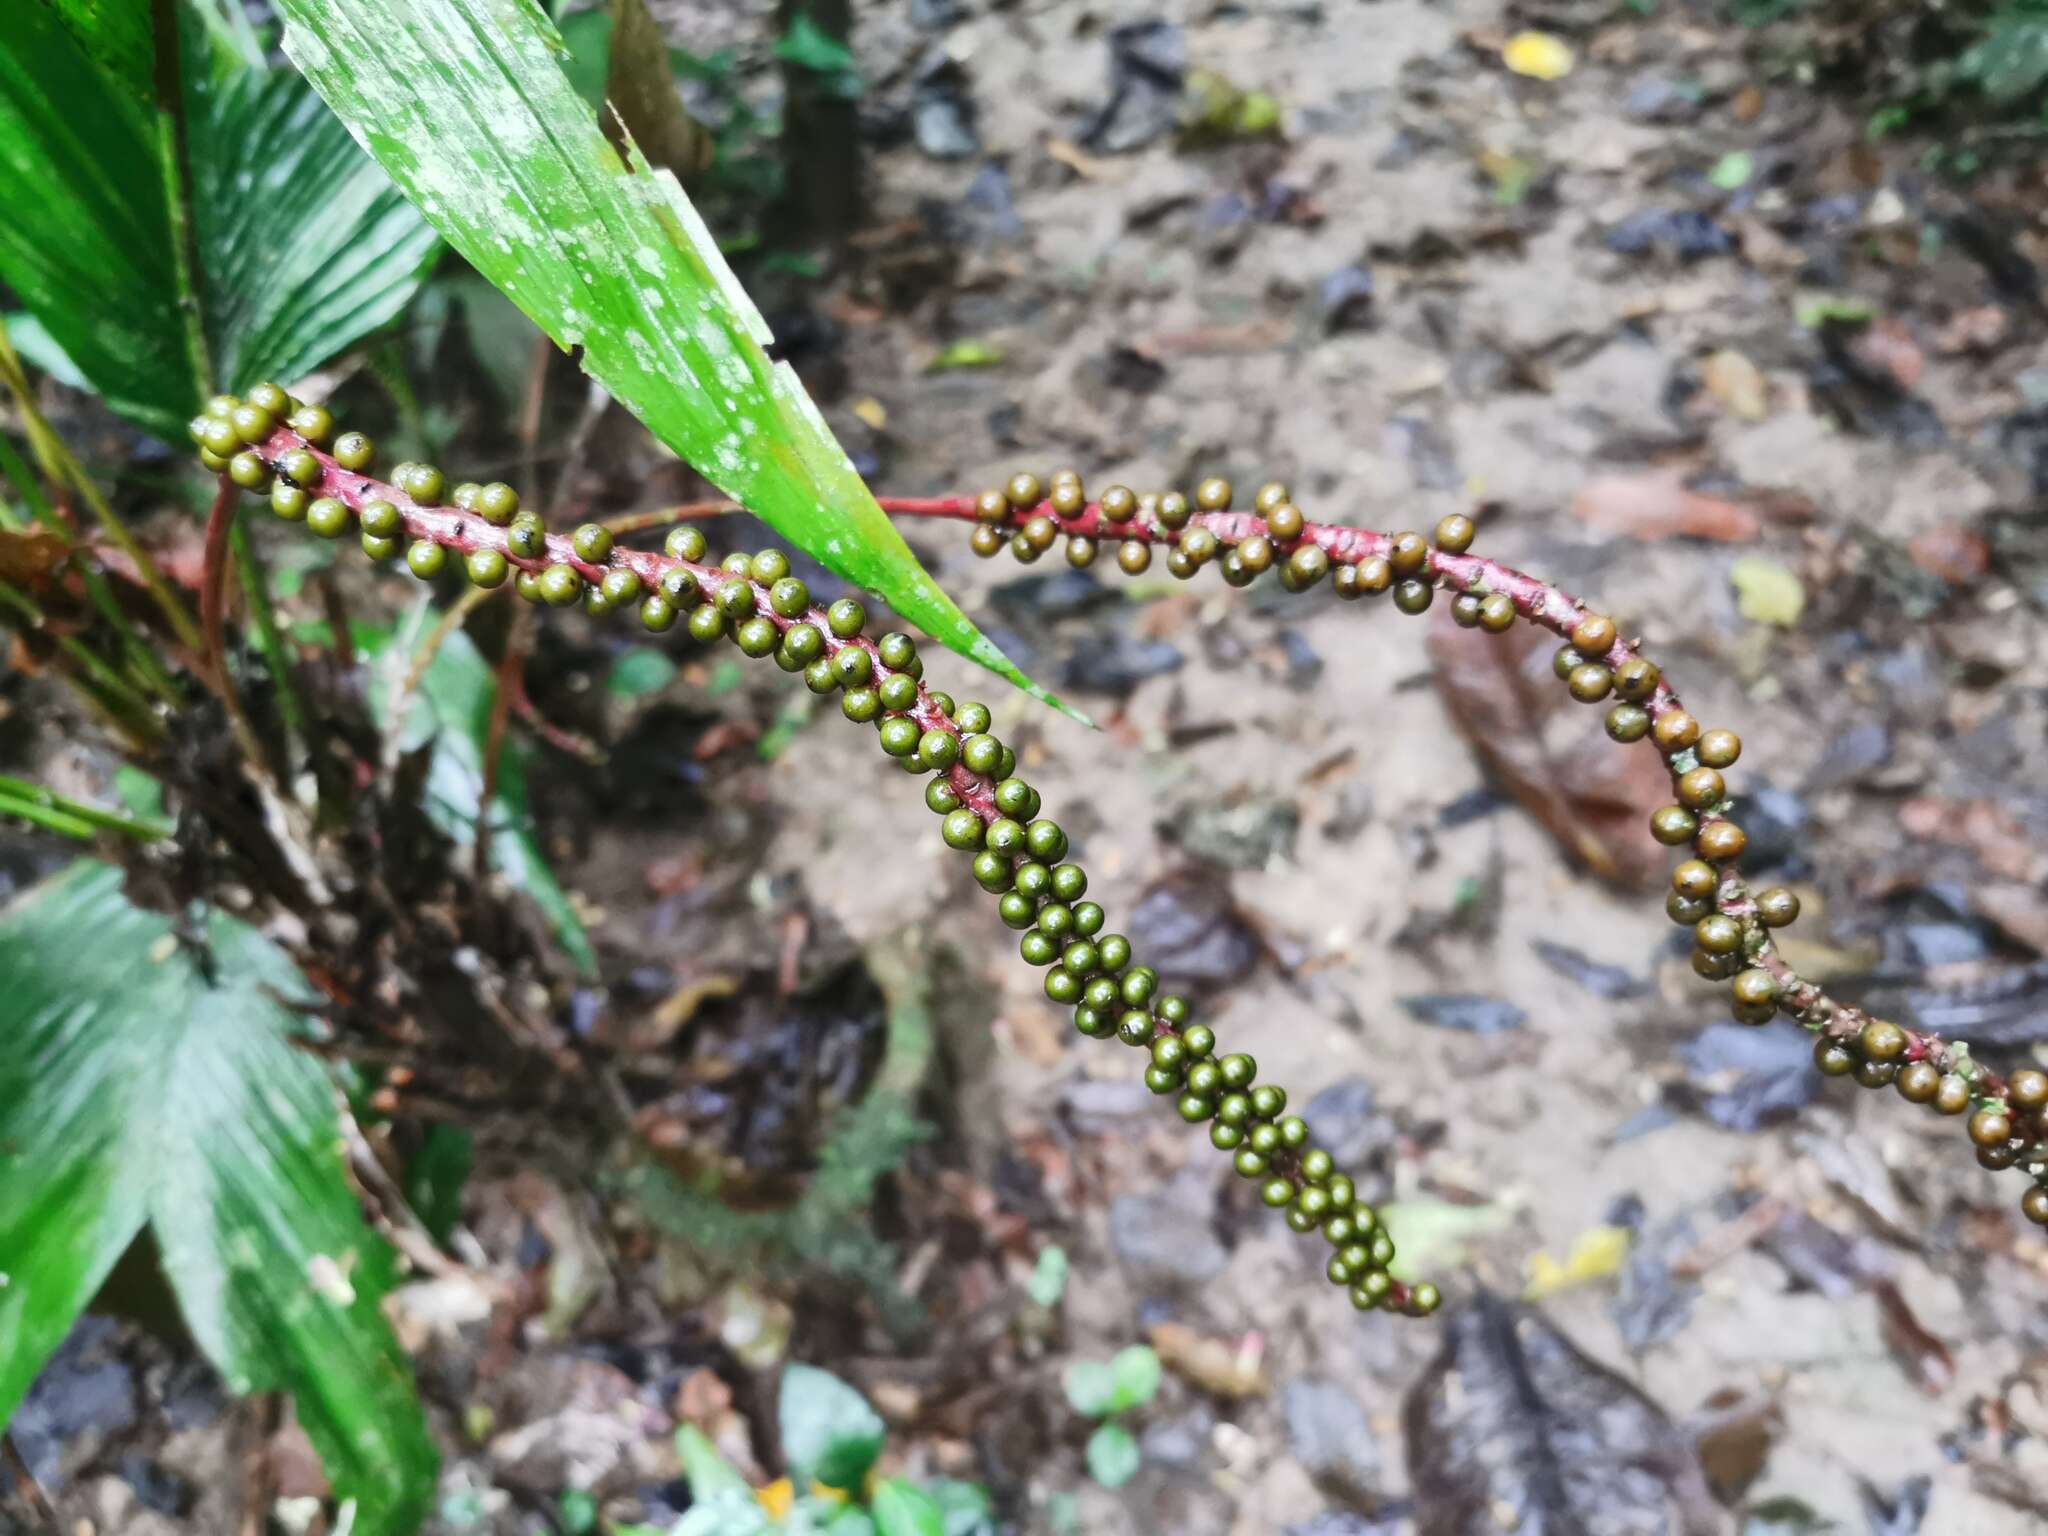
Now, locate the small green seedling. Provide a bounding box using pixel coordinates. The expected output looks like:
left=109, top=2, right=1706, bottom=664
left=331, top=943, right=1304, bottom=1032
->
left=634, top=1363, right=993, bottom=1536
left=1061, top=1345, right=1162, bottom=1491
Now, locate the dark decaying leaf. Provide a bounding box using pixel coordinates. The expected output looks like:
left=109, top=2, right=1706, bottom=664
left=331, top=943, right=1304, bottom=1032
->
left=0, top=864, right=434, bottom=1533
left=1403, top=1293, right=1719, bottom=1536
left=1428, top=613, right=1671, bottom=890
left=1677, top=1023, right=1824, bottom=1133
left=1126, top=869, right=1264, bottom=997
left=1399, top=994, right=1527, bottom=1034
left=1532, top=939, right=1648, bottom=999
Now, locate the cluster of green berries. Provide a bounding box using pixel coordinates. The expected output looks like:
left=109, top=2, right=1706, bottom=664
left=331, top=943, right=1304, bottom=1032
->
left=191, top=397, right=1439, bottom=1316
left=963, top=469, right=1480, bottom=614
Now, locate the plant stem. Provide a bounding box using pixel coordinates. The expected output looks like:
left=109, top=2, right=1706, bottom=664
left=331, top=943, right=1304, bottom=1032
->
left=0, top=578, right=167, bottom=747
left=150, top=0, right=213, bottom=405
left=0, top=775, right=173, bottom=840
left=0, top=329, right=201, bottom=673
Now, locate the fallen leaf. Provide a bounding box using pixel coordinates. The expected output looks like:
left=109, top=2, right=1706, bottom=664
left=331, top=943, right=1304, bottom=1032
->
left=1148, top=1321, right=1268, bottom=1398
left=925, top=339, right=1005, bottom=373
left=1381, top=1199, right=1514, bottom=1282
left=850, top=396, right=888, bottom=430
left=1572, top=470, right=1761, bottom=542
left=1428, top=616, right=1675, bottom=888
left=1503, top=30, right=1574, bottom=81
left=1709, top=151, right=1754, bottom=190
left=1850, top=317, right=1924, bottom=391
left=1935, top=306, right=2008, bottom=355
left=1524, top=1225, right=1632, bottom=1299
left=1795, top=293, right=1876, bottom=328
left=1404, top=1295, right=1720, bottom=1536
left=1731, top=84, right=1765, bottom=123
left=1729, top=555, right=1806, bottom=626
left=1873, top=1279, right=1954, bottom=1396
left=0, top=527, right=66, bottom=588
left=1703, top=349, right=1769, bottom=420
left=1907, top=525, right=1989, bottom=586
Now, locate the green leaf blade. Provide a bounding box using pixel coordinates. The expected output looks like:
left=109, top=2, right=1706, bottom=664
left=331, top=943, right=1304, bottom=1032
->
left=779, top=1362, right=885, bottom=1492
left=0, top=864, right=436, bottom=1531
left=277, top=0, right=1078, bottom=720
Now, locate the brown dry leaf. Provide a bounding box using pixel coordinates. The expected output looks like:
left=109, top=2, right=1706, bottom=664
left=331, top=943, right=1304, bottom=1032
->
left=1732, top=215, right=1804, bottom=273
left=1936, top=306, right=2010, bottom=355
left=1045, top=137, right=1117, bottom=180
left=0, top=526, right=67, bottom=588
left=1571, top=470, right=1761, bottom=543
left=1874, top=1279, right=1955, bottom=1396
left=1976, top=883, right=2048, bottom=954
left=1148, top=1321, right=1269, bottom=1398
left=1850, top=317, right=1924, bottom=390
left=636, top=973, right=742, bottom=1051
left=1703, top=349, right=1769, bottom=420
left=1907, top=525, right=1990, bottom=585
left=1730, top=84, right=1765, bottom=123
left=1428, top=615, right=1672, bottom=889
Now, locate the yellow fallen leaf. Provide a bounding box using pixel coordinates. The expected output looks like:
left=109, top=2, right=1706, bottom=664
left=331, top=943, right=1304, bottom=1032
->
left=1503, top=30, right=1574, bottom=82
left=1523, top=1225, right=1631, bottom=1299
left=1729, top=554, right=1806, bottom=627
left=1703, top=349, right=1768, bottom=421
left=758, top=1479, right=796, bottom=1518
left=851, top=395, right=888, bottom=430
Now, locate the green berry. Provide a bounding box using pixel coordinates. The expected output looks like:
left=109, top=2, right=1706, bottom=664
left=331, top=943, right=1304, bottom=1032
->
left=825, top=597, right=866, bottom=638
left=877, top=632, right=921, bottom=675
left=1071, top=902, right=1104, bottom=937
left=228, top=451, right=272, bottom=490
left=1219, top=1053, right=1257, bottom=1089
left=780, top=623, right=824, bottom=667
left=1013, top=862, right=1052, bottom=899
left=1062, top=940, right=1099, bottom=976
left=246, top=382, right=292, bottom=415
left=973, top=851, right=1013, bottom=892
left=1046, top=970, right=1083, bottom=1005
left=998, top=892, right=1036, bottom=929
left=1118, top=1010, right=1154, bottom=1046
left=927, top=779, right=963, bottom=815
left=199, top=416, right=242, bottom=457
left=736, top=616, right=780, bottom=656
left=359, top=499, right=401, bottom=538
left=540, top=563, right=584, bottom=607
left=1049, top=862, right=1086, bottom=902
left=1181, top=1023, right=1215, bottom=1058
left=1144, top=1064, right=1184, bottom=1095
left=993, top=778, right=1038, bottom=818
left=919, top=728, right=958, bottom=770
left=467, top=548, right=509, bottom=588
left=878, top=673, right=919, bottom=712
left=832, top=647, right=872, bottom=687
left=1025, top=820, right=1067, bottom=861
left=769, top=577, right=809, bottom=618
left=986, top=818, right=1027, bottom=856
left=1020, top=931, right=1057, bottom=966
left=841, top=687, right=881, bottom=723
left=1036, top=902, right=1074, bottom=940
left=751, top=548, right=790, bottom=584
left=1250, top=1084, right=1287, bottom=1118
left=571, top=523, right=612, bottom=562
left=1211, top=1123, right=1244, bottom=1151
left=475, top=482, right=520, bottom=524
left=716, top=578, right=756, bottom=619
left=270, top=483, right=309, bottom=521
left=641, top=595, right=677, bottom=632
left=362, top=532, right=399, bottom=562
left=406, top=541, right=446, bottom=579
left=600, top=568, right=642, bottom=605
left=1121, top=968, right=1158, bottom=1006
left=395, top=462, right=443, bottom=504
left=688, top=605, right=728, bottom=643
left=306, top=497, right=349, bottom=538
left=331, top=431, right=374, bottom=471
left=1392, top=579, right=1433, bottom=615
left=230, top=403, right=275, bottom=446
left=942, top=808, right=985, bottom=849
left=504, top=516, right=545, bottom=560
left=287, top=405, right=334, bottom=445
left=1178, top=1093, right=1215, bottom=1124
left=664, top=524, right=707, bottom=561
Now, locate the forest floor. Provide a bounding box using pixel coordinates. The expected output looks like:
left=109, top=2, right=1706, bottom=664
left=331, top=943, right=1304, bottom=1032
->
left=11, top=0, right=2048, bottom=1533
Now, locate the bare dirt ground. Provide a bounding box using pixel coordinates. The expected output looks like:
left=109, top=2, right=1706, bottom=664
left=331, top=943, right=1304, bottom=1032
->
left=12, top=1, right=2048, bottom=1533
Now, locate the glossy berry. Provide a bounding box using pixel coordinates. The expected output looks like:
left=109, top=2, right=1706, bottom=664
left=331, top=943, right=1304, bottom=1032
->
left=1970, top=1107, right=2014, bottom=1148
left=1388, top=531, right=1428, bottom=576
left=306, top=498, right=349, bottom=539
left=406, top=541, right=447, bottom=579
left=271, top=484, right=309, bottom=521
left=467, top=548, right=509, bottom=588
left=1569, top=613, right=1616, bottom=655
left=1392, top=579, right=1433, bottom=615
left=332, top=431, right=375, bottom=472
left=1695, top=821, right=1747, bottom=862
left=1698, top=729, right=1742, bottom=769
left=1653, top=710, right=1701, bottom=753
left=1613, top=657, right=1659, bottom=701
left=395, top=462, right=443, bottom=504
left=1434, top=513, right=1475, bottom=553
left=539, top=563, right=584, bottom=607
left=1649, top=806, right=1698, bottom=846
left=1754, top=887, right=1800, bottom=928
